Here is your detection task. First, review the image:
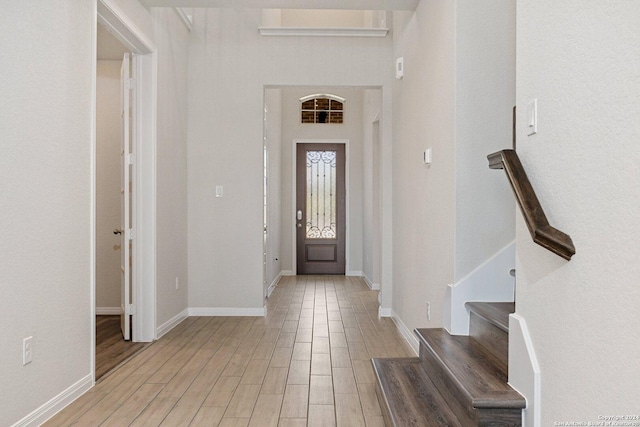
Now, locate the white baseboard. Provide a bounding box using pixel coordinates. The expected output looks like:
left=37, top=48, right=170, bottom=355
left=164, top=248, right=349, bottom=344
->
left=378, top=307, right=392, bottom=317
left=362, top=274, right=380, bottom=291
left=96, top=306, right=120, bottom=315
left=11, top=374, right=93, bottom=427
left=281, top=270, right=294, bottom=276
left=188, top=307, right=266, bottom=317
left=509, top=313, right=540, bottom=427
left=267, top=271, right=284, bottom=298
left=389, top=310, right=419, bottom=356
left=346, top=270, right=363, bottom=277
left=156, top=308, right=188, bottom=339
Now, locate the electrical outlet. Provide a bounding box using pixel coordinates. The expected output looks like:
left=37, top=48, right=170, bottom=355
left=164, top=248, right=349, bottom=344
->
left=426, top=302, right=431, bottom=321
left=175, top=277, right=180, bottom=290
left=23, top=336, right=33, bottom=365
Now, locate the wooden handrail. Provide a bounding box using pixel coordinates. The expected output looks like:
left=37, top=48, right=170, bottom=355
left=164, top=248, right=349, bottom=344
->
left=488, top=149, right=575, bottom=260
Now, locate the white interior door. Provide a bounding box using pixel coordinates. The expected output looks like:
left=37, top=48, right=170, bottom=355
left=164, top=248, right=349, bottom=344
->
left=120, top=53, right=131, bottom=340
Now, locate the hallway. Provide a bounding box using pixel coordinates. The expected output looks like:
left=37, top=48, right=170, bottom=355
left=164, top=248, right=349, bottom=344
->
left=45, top=276, right=414, bottom=426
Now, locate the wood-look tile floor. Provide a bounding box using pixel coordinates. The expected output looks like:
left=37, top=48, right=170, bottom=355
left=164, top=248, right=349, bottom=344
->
left=45, top=275, right=415, bottom=427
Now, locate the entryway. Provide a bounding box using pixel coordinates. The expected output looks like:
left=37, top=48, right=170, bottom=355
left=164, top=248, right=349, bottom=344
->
left=296, top=143, right=346, bottom=275
left=93, top=0, right=159, bottom=382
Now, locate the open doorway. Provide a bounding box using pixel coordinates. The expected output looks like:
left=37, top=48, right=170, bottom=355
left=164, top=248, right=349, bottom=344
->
left=95, top=22, right=145, bottom=380
left=93, top=0, right=158, bottom=383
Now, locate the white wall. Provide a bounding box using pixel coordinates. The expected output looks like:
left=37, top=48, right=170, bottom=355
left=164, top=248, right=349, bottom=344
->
left=96, top=60, right=124, bottom=310
left=391, top=0, right=515, bottom=332
left=152, top=7, right=190, bottom=326
left=280, top=10, right=368, bottom=28
left=362, top=90, right=383, bottom=286
left=279, top=87, right=365, bottom=276
left=0, top=1, right=94, bottom=425
left=265, top=88, right=282, bottom=292
left=392, top=2, right=457, bottom=330
left=454, top=0, right=515, bottom=280
left=515, top=0, right=640, bottom=421
left=187, top=8, right=393, bottom=311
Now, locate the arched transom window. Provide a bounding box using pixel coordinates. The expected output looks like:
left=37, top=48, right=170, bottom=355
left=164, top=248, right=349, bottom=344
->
left=300, top=94, right=345, bottom=124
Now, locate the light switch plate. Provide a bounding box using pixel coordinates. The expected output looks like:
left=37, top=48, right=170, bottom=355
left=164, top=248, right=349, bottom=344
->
left=423, top=148, right=432, bottom=166
left=215, top=185, right=223, bottom=198
left=395, top=57, right=404, bottom=79
left=527, top=99, right=538, bottom=136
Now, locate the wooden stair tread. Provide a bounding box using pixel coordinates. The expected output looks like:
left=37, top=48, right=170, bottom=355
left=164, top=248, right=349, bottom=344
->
left=466, top=302, right=514, bottom=332
left=372, top=358, right=463, bottom=427
left=416, top=328, right=525, bottom=409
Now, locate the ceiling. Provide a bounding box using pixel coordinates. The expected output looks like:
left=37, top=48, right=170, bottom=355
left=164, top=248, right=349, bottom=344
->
left=138, top=0, right=418, bottom=10
left=97, top=23, right=129, bottom=61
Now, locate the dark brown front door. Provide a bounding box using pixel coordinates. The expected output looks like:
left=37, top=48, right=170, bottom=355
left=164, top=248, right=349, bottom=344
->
left=296, top=143, right=346, bottom=275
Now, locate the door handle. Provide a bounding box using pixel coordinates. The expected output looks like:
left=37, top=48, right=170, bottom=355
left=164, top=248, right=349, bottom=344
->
left=297, top=223, right=302, bottom=228
left=113, top=228, right=124, bottom=235
left=297, top=210, right=303, bottom=220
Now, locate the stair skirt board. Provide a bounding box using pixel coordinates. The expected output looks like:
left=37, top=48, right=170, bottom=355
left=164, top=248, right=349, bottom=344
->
left=445, top=241, right=515, bottom=335
left=509, top=313, right=541, bottom=427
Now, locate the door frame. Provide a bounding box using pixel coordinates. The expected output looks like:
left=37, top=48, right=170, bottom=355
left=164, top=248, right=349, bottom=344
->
left=94, top=0, right=157, bottom=373
left=292, top=139, right=350, bottom=275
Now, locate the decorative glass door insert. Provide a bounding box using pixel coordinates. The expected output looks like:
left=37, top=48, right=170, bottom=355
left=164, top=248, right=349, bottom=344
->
left=306, top=150, right=337, bottom=239
left=296, top=143, right=346, bottom=275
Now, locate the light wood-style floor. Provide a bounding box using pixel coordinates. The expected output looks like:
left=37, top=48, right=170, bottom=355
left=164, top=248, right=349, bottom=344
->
left=45, top=275, right=415, bottom=427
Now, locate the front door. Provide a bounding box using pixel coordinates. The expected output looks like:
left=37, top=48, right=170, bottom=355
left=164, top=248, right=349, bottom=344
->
left=296, top=143, right=346, bottom=275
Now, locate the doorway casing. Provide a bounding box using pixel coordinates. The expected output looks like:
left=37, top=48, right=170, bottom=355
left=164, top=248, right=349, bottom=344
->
left=95, top=0, right=157, bottom=358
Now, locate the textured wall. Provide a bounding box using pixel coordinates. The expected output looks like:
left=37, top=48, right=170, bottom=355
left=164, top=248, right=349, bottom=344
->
left=515, top=0, right=640, bottom=421
left=454, top=0, right=516, bottom=280
left=362, top=90, right=383, bottom=285
left=152, top=7, right=190, bottom=326
left=0, top=1, right=94, bottom=424
left=391, top=1, right=457, bottom=330
left=391, top=0, right=516, bottom=333
left=265, top=88, right=282, bottom=292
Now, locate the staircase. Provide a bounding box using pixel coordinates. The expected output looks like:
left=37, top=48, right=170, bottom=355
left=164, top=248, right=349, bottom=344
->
left=372, top=302, right=524, bottom=426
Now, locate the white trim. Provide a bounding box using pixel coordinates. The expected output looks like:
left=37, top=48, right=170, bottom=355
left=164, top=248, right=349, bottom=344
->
left=90, top=0, right=98, bottom=387
left=97, top=0, right=157, bottom=53
left=299, top=93, right=346, bottom=103
left=259, top=27, right=389, bottom=38
left=156, top=308, right=188, bottom=339
left=281, top=270, right=295, bottom=276
left=139, top=0, right=418, bottom=10
left=509, top=313, right=541, bottom=427
left=174, top=8, right=192, bottom=31
left=97, top=0, right=158, bottom=346
left=378, top=307, right=392, bottom=317
left=188, top=307, right=266, bottom=317
left=389, top=310, right=419, bottom=356
left=361, top=274, right=380, bottom=291
left=346, top=270, right=363, bottom=277
left=444, top=241, right=516, bottom=335
left=267, top=271, right=283, bottom=298
left=11, top=374, right=93, bottom=427
left=292, top=139, right=350, bottom=275
left=96, top=307, right=121, bottom=315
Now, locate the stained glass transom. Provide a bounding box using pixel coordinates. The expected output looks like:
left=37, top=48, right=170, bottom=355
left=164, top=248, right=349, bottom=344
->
left=306, top=150, right=337, bottom=239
